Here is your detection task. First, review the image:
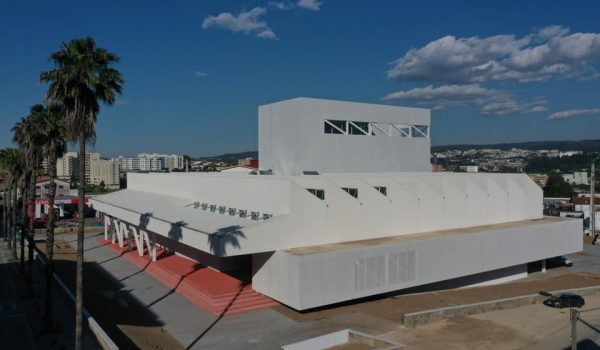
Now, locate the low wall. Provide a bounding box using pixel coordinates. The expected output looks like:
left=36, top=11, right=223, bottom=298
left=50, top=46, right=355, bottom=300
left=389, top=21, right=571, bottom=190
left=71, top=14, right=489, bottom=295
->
left=403, top=285, right=600, bottom=328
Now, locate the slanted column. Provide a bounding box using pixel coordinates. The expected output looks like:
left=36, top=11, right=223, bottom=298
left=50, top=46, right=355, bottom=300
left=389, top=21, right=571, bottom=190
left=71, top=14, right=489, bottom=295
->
left=104, top=215, right=109, bottom=241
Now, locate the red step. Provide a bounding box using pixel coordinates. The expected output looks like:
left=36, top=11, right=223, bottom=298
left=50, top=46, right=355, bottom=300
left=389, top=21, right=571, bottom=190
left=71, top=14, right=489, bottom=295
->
left=97, top=238, right=279, bottom=315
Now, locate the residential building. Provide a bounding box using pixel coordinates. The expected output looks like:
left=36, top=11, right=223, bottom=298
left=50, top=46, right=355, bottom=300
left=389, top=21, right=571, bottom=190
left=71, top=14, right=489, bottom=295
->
left=114, top=153, right=183, bottom=172
left=56, top=152, right=101, bottom=184
left=90, top=159, right=120, bottom=189
left=459, top=165, right=479, bottom=173
left=35, top=177, right=70, bottom=198
left=238, top=157, right=259, bottom=169
left=528, top=173, right=549, bottom=187
left=563, top=171, right=589, bottom=186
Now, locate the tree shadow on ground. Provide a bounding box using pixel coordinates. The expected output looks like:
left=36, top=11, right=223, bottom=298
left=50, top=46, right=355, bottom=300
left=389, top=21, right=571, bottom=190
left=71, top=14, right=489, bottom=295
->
left=207, top=226, right=246, bottom=257
left=185, top=281, right=250, bottom=350
left=562, top=339, right=600, bottom=350
left=48, top=258, right=175, bottom=349
left=145, top=261, right=204, bottom=309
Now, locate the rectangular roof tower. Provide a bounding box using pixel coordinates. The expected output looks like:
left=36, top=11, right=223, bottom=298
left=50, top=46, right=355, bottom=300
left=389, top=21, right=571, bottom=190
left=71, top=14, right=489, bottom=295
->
left=259, top=98, right=431, bottom=176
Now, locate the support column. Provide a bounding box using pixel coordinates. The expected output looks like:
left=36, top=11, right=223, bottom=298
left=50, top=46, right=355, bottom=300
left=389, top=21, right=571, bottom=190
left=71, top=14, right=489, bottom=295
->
left=104, top=215, right=109, bottom=241
left=541, top=259, right=546, bottom=273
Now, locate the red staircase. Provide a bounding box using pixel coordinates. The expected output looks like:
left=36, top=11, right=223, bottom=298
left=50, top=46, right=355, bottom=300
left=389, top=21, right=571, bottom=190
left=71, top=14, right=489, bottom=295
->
left=98, top=239, right=279, bottom=315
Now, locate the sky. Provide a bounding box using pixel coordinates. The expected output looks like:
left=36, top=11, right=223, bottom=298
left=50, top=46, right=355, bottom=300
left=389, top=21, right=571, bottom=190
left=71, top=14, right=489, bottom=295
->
left=1, top=0, right=600, bottom=157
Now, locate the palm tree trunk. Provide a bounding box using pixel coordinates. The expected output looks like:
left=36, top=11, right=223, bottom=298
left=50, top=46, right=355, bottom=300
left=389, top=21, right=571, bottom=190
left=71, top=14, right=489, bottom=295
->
left=3, top=184, right=9, bottom=245
left=2, top=184, right=6, bottom=242
left=20, top=181, right=26, bottom=274
left=11, top=183, right=17, bottom=260
left=75, top=134, right=85, bottom=350
left=44, top=156, right=57, bottom=332
left=27, top=169, right=36, bottom=270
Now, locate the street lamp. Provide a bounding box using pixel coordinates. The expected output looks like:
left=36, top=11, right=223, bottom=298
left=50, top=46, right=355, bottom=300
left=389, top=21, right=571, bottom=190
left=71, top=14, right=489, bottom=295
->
left=539, top=291, right=585, bottom=350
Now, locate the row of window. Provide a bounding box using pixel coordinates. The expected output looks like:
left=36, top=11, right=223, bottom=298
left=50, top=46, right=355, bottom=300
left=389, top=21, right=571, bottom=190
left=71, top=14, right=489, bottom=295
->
left=306, top=186, right=388, bottom=200
left=324, top=119, right=429, bottom=138
left=192, top=202, right=273, bottom=221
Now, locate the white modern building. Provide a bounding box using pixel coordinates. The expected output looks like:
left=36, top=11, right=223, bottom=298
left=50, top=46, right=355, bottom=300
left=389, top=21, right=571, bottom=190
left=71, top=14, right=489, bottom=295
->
left=91, top=98, right=581, bottom=311
left=259, top=98, right=431, bottom=175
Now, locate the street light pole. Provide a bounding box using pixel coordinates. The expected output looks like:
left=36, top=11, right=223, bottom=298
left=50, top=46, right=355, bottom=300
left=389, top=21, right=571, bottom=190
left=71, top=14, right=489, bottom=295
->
left=570, top=307, right=579, bottom=350
left=591, top=162, right=596, bottom=244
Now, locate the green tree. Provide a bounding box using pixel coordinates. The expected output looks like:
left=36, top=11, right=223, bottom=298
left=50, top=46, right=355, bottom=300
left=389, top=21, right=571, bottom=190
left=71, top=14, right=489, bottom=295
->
left=1, top=149, right=18, bottom=249
left=0, top=148, right=25, bottom=260
left=543, top=172, right=575, bottom=198
left=38, top=104, right=66, bottom=331
left=40, top=37, right=124, bottom=350
left=13, top=107, right=46, bottom=281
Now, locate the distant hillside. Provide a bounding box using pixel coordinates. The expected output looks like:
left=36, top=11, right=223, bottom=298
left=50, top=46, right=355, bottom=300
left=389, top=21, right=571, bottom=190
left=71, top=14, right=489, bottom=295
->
left=195, top=151, right=258, bottom=162
left=432, top=139, right=600, bottom=152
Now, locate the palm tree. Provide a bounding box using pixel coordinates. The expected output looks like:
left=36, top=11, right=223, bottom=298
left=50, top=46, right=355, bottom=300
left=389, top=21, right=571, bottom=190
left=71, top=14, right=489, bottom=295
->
left=0, top=151, right=8, bottom=243
left=40, top=37, right=124, bottom=349
left=0, top=150, right=11, bottom=245
left=39, top=104, right=67, bottom=331
left=13, top=107, right=46, bottom=278
left=0, top=148, right=25, bottom=260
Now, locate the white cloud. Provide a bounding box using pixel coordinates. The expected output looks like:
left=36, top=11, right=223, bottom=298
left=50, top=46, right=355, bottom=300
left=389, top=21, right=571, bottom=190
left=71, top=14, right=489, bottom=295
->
left=297, top=0, right=322, bottom=10
left=388, top=25, right=600, bottom=83
left=547, top=108, right=600, bottom=120
left=193, top=71, right=207, bottom=78
left=382, top=84, right=546, bottom=116
left=268, top=1, right=292, bottom=10
left=202, top=7, right=277, bottom=40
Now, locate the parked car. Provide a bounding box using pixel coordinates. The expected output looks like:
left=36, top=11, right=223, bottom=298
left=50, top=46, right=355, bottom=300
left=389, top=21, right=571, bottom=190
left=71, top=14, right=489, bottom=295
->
left=548, top=256, right=573, bottom=267
left=542, top=293, right=585, bottom=309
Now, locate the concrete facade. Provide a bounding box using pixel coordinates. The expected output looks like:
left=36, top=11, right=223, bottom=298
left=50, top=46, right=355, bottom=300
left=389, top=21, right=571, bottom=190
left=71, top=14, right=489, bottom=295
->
left=90, top=98, right=583, bottom=311
left=259, top=98, right=431, bottom=176
left=252, top=218, right=581, bottom=310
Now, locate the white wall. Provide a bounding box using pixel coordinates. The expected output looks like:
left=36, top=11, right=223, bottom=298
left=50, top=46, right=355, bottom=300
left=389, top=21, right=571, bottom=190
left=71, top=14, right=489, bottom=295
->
left=259, top=98, right=431, bottom=176
left=253, top=218, right=582, bottom=310
left=95, top=172, right=546, bottom=257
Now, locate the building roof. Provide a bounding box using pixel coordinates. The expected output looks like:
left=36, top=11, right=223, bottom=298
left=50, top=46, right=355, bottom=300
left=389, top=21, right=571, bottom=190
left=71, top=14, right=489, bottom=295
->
left=91, top=189, right=260, bottom=234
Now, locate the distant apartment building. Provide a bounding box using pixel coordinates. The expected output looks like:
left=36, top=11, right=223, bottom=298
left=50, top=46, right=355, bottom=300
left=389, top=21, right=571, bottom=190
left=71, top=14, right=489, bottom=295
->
left=90, top=159, right=120, bottom=189
left=114, top=153, right=183, bottom=172
left=560, top=151, right=583, bottom=157
left=431, top=163, right=444, bottom=172
left=563, top=171, right=589, bottom=186
left=528, top=173, right=549, bottom=187
left=237, top=157, right=259, bottom=169
left=459, top=165, right=479, bottom=173
left=35, top=177, right=70, bottom=198
left=56, top=152, right=101, bottom=184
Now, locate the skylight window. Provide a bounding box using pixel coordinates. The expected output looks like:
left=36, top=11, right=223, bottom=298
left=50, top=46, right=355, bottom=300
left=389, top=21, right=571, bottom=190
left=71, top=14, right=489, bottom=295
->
left=307, top=188, right=325, bottom=200
left=342, top=187, right=358, bottom=198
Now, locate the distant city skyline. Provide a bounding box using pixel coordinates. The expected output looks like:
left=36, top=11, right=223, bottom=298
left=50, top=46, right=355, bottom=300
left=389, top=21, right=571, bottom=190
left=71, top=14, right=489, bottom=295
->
left=1, top=1, right=600, bottom=156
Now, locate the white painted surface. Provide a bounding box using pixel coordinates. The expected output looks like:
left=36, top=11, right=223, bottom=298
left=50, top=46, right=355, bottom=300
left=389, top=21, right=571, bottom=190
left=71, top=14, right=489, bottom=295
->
left=91, top=172, right=545, bottom=257
left=282, top=329, right=349, bottom=350
left=259, top=98, right=431, bottom=175
left=252, top=217, right=582, bottom=310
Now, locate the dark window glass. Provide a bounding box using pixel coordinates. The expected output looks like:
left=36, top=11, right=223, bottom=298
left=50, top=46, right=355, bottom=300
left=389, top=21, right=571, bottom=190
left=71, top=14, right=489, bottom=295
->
left=342, top=187, right=358, bottom=198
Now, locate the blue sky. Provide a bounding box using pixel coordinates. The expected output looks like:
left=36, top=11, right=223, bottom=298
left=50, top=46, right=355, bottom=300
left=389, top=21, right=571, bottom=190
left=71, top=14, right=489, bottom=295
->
left=1, top=0, right=600, bottom=157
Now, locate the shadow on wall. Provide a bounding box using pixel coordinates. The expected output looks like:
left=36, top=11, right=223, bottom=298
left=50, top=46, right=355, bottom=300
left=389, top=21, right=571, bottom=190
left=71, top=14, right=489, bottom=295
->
left=208, top=225, right=246, bottom=257
left=139, top=212, right=152, bottom=230
left=168, top=221, right=186, bottom=242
